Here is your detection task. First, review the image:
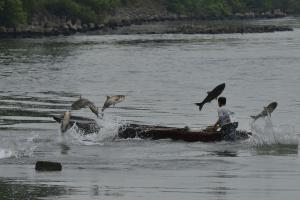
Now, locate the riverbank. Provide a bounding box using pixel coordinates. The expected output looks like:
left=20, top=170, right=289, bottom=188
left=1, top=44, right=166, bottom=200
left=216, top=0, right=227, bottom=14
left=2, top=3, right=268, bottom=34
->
left=0, top=0, right=295, bottom=38
left=95, top=20, right=293, bottom=35
left=1, top=0, right=299, bottom=38
left=0, top=17, right=293, bottom=38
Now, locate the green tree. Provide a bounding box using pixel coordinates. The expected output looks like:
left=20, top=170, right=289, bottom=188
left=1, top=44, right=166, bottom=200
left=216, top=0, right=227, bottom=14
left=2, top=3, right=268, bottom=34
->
left=43, top=0, right=97, bottom=22
left=288, top=0, right=300, bottom=13
left=0, top=0, right=4, bottom=11
left=226, top=0, right=246, bottom=13
left=0, top=0, right=27, bottom=27
left=1, top=0, right=300, bottom=28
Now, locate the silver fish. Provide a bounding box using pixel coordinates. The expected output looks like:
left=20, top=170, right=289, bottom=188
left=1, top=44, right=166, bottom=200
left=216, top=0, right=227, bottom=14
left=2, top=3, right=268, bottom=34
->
left=61, top=111, right=71, bottom=133
left=88, top=102, right=99, bottom=118
left=71, top=96, right=91, bottom=110
left=195, top=83, right=225, bottom=111
left=251, top=102, right=278, bottom=121
left=71, top=96, right=99, bottom=117
left=102, top=95, right=125, bottom=112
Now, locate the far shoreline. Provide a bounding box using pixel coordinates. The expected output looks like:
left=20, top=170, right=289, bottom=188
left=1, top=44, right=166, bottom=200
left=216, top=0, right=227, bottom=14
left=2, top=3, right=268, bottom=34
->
left=0, top=15, right=296, bottom=39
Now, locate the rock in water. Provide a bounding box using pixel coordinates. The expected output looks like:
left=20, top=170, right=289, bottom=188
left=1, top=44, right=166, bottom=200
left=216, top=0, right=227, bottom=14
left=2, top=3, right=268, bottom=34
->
left=35, top=161, right=62, bottom=171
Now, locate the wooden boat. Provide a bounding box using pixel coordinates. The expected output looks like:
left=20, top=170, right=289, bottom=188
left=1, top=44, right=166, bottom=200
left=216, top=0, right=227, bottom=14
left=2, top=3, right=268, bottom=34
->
left=53, top=115, right=251, bottom=142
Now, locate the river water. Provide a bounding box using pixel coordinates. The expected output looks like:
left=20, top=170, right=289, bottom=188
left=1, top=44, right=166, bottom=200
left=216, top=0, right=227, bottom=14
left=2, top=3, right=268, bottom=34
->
left=0, top=17, right=299, bottom=200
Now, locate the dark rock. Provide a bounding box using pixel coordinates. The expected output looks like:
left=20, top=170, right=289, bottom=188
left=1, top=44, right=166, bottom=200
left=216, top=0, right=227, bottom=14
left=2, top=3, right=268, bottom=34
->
left=274, top=9, right=287, bottom=18
left=35, top=161, right=62, bottom=171
left=135, top=19, right=144, bottom=25
left=95, top=24, right=104, bottom=30
left=66, top=20, right=73, bottom=28
left=234, top=13, right=244, bottom=19
left=121, top=19, right=131, bottom=26
left=245, top=12, right=255, bottom=19
left=0, top=26, right=6, bottom=33
left=82, top=24, right=88, bottom=30
left=74, top=20, right=82, bottom=31
left=108, top=20, right=119, bottom=29
left=264, top=11, right=273, bottom=18
left=173, top=24, right=293, bottom=35
left=89, top=23, right=95, bottom=30
left=6, top=27, right=14, bottom=33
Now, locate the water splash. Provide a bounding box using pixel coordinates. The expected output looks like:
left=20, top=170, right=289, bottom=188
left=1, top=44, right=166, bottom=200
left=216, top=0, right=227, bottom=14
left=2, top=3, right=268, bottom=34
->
left=250, top=116, right=298, bottom=146
left=0, top=148, right=14, bottom=159
left=60, top=115, right=123, bottom=146
left=0, top=132, right=40, bottom=159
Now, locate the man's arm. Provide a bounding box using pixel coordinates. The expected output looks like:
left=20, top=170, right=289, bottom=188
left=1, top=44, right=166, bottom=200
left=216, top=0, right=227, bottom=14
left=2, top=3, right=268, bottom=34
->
left=213, top=118, right=220, bottom=129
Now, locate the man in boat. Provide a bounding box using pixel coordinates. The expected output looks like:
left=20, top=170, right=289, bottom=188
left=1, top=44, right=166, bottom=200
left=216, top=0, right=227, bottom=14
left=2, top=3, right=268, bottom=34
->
left=213, top=97, right=237, bottom=141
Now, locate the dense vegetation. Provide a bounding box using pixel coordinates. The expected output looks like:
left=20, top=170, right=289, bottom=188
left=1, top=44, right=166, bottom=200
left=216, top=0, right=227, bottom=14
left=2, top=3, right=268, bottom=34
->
left=0, top=0, right=299, bottom=27
left=0, top=0, right=123, bottom=26
left=164, top=0, right=300, bottom=17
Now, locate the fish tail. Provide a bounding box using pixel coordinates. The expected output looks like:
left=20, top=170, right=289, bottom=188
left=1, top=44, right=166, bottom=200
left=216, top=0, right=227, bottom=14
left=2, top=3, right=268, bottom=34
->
left=195, top=103, right=204, bottom=111
left=250, top=115, right=258, bottom=121
left=100, top=112, right=104, bottom=118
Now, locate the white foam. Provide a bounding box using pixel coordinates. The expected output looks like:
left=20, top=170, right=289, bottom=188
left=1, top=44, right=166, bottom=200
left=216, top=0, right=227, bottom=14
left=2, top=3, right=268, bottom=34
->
left=0, top=132, right=40, bottom=159
left=0, top=148, right=14, bottom=159
left=61, top=114, right=123, bottom=146
left=250, top=116, right=298, bottom=146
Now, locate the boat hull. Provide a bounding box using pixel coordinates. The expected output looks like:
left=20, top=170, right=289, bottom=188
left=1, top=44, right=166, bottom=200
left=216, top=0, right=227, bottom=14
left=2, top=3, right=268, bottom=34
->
left=53, top=115, right=251, bottom=142
left=118, top=123, right=251, bottom=142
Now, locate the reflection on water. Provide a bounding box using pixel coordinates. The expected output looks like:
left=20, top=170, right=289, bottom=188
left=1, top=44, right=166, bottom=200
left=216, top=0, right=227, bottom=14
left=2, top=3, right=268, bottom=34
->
left=0, top=93, right=74, bottom=128
left=253, top=144, right=298, bottom=155
left=211, top=150, right=238, bottom=157
left=0, top=178, right=73, bottom=200
left=0, top=39, right=78, bottom=65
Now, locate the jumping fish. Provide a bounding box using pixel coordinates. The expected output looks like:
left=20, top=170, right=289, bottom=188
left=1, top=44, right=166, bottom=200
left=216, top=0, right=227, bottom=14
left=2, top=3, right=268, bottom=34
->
left=61, top=111, right=71, bottom=133
left=195, top=83, right=226, bottom=111
left=102, top=95, right=125, bottom=112
left=88, top=102, right=99, bottom=118
left=71, top=96, right=99, bottom=117
left=250, top=102, right=278, bottom=121
left=71, top=97, right=91, bottom=110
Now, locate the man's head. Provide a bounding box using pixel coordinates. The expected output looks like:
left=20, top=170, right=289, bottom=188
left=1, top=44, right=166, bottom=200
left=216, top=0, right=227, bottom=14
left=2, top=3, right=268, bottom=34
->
left=218, top=97, right=226, bottom=107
